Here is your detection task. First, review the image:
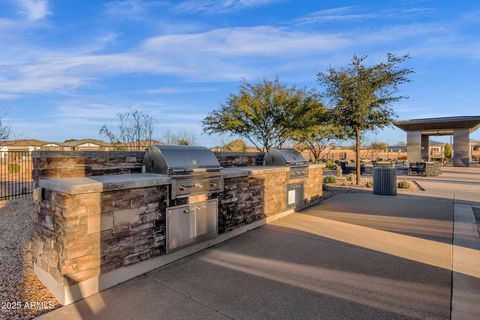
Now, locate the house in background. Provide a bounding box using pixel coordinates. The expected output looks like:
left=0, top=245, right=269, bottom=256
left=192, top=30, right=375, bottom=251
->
left=428, top=140, right=445, bottom=161
left=387, top=143, right=407, bottom=153
left=471, top=140, right=480, bottom=161
left=61, top=139, right=110, bottom=151
left=0, top=139, right=64, bottom=154
left=0, top=139, right=64, bottom=161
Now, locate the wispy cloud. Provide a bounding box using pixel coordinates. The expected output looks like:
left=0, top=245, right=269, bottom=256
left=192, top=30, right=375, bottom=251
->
left=104, top=0, right=166, bottom=20
left=295, top=6, right=377, bottom=24
left=0, top=9, right=478, bottom=99
left=176, top=0, right=278, bottom=14
left=294, top=5, right=434, bottom=25
left=143, top=86, right=218, bottom=94
left=0, top=26, right=352, bottom=97
left=13, top=0, right=50, bottom=20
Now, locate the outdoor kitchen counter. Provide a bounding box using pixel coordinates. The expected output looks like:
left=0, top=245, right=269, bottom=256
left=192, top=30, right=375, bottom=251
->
left=38, top=164, right=324, bottom=195
left=37, top=173, right=171, bottom=195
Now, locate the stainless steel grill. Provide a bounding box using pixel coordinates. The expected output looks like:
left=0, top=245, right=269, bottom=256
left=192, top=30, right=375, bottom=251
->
left=263, top=148, right=309, bottom=179
left=144, top=145, right=224, bottom=199
left=144, top=145, right=223, bottom=253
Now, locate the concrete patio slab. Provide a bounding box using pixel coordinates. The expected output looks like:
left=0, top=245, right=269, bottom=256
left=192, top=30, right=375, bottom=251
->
left=37, top=274, right=230, bottom=320
left=40, top=192, right=455, bottom=320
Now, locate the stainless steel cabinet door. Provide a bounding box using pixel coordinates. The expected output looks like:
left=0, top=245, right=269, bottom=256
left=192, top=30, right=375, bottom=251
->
left=167, top=205, right=196, bottom=251
left=167, top=199, right=218, bottom=252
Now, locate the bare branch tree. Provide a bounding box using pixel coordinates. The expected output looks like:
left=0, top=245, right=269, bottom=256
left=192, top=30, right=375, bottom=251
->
left=0, top=114, right=11, bottom=144
left=163, top=129, right=198, bottom=146
left=99, top=110, right=156, bottom=151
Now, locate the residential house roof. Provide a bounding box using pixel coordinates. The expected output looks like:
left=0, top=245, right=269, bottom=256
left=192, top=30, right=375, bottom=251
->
left=2, top=139, right=52, bottom=146
left=61, top=139, right=109, bottom=147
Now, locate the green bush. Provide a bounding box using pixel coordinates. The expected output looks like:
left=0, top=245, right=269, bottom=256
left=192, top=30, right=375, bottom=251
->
left=325, top=160, right=338, bottom=170
left=8, top=163, right=20, bottom=173
left=323, top=176, right=337, bottom=183
left=346, top=173, right=356, bottom=182
left=398, top=181, right=411, bottom=189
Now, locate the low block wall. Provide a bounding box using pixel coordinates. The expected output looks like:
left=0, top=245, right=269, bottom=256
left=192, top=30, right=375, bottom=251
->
left=32, top=151, right=266, bottom=185
left=32, top=151, right=145, bottom=185
left=214, top=152, right=264, bottom=167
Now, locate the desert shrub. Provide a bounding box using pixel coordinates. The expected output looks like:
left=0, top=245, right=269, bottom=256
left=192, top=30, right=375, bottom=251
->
left=323, top=176, right=337, bottom=183
left=8, top=163, right=20, bottom=173
left=365, top=180, right=373, bottom=188
left=398, top=181, right=411, bottom=189
left=325, top=160, right=338, bottom=170
left=346, top=173, right=356, bottom=182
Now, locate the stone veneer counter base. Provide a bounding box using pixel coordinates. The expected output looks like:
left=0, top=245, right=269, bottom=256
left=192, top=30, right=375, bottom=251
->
left=33, top=208, right=294, bottom=305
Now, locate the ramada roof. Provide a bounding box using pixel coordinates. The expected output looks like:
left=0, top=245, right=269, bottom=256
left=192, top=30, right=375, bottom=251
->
left=395, top=116, right=480, bottom=133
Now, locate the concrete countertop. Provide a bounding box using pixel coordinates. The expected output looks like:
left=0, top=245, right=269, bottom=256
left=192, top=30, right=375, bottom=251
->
left=38, top=173, right=171, bottom=195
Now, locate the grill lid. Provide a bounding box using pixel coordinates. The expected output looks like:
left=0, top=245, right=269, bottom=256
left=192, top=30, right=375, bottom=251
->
left=263, top=148, right=308, bottom=166
left=144, top=145, right=222, bottom=174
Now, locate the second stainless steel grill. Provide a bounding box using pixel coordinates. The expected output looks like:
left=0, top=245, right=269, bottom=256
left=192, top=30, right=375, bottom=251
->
left=263, top=148, right=309, bottom=179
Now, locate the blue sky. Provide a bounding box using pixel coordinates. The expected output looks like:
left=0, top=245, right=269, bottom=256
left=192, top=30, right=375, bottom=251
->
left=1, top=0, right=479, bottom=146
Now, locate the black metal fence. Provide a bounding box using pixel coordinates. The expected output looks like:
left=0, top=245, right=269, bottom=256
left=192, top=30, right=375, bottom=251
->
left=0, top=151, right=33, bottom=201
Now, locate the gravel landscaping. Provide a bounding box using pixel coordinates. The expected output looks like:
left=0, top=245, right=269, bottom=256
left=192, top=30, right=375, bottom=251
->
left=0, top=198, right=60, bottom=320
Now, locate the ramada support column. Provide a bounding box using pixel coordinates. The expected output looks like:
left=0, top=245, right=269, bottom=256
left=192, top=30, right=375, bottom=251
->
left=421, top=135, right=430, bottom=161
left=407, top=131, right=422, bottom=163
left=453, top=128, right=470, bottom=167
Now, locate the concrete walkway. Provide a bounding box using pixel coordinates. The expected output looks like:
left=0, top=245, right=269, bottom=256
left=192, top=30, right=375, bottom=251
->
left=40, top=191, right=456, bottom=320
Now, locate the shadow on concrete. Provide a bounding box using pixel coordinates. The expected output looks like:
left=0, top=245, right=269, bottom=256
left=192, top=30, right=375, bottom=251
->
left=40, top=190, right=464, bottom=320
left=44, top=221, right=453, bottom=320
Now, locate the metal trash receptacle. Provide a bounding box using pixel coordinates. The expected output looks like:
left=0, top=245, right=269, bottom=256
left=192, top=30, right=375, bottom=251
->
left=373, top=167, right=397, bottom=196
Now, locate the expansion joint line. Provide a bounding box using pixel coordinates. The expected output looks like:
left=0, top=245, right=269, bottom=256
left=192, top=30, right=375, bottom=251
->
left=144, top=273, right=237, bottom=320
left=449, top=192, right=455, bottom=320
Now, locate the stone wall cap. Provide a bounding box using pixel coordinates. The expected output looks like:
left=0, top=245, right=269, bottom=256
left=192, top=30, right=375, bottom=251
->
left=32, top=150, right=145, bottom=158
left=223, top=164, right=323, bottom=178
left=38, top=173, right=171, bottom=195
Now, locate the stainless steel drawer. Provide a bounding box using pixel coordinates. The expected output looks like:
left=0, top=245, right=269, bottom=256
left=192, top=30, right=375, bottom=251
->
left=171, top=177, right=224, bottom=199
left=167, top=199, right=218, bottom=252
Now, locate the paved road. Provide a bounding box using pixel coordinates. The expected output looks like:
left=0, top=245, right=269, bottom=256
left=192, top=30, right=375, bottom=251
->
left=41, top=191, right=454, bottom=320
left=402, top=167, right=480, bottom=205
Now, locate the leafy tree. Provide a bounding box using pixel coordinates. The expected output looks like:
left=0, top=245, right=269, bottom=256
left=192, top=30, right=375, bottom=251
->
left=369, top=141, right=388, bottom=159
left=444, top=143, right=452, bottom=159
left=224, top=139, right=247, bottom=152
left=290, top=94, right=344, bottom=163
left=202, top=79, right=306, bottom=152
left=100, top=110, right=155, bottom=151
left=318, top=54, right=413, bottom=184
